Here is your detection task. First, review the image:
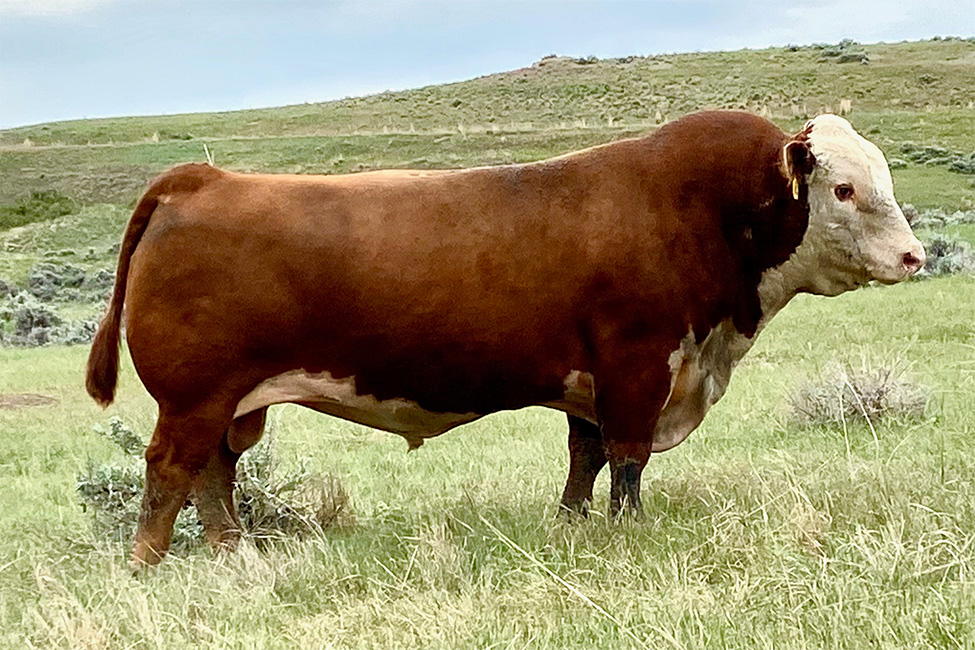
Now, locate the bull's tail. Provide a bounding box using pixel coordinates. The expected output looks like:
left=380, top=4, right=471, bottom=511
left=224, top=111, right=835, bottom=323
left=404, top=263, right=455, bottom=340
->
left=86, top=163, right=218, bottom=406
left=85, top=191, right=159, bottom=406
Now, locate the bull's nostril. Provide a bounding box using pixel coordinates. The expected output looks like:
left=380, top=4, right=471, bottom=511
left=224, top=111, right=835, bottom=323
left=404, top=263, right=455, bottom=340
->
left=903, top=252, right=923, bottom=273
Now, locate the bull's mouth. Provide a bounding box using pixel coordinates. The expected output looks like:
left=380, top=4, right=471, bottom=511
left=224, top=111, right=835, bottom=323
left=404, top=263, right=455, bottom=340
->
left=868, top=265, right=916, bottom=285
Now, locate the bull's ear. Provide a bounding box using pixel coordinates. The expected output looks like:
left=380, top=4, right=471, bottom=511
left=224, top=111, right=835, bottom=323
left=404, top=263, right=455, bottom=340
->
left=782, top=139, right=816, bottom=200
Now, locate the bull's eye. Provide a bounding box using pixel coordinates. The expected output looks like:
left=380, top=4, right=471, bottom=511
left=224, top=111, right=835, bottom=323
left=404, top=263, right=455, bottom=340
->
left=834, top=184, right=855, bottom=201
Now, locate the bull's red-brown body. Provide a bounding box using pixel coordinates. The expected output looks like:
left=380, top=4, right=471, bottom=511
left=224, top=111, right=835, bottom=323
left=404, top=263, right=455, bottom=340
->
left=88, top=110, right=815, bottom=566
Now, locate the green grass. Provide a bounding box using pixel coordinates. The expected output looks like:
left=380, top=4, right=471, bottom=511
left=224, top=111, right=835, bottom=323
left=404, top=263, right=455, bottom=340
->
left=0, top=36, right=974, bottom=649
left=1, top=127, right=972, bottom=208
left=1, top=277, right=973, bottom=649
left=0, top=191, right=77, bottom=230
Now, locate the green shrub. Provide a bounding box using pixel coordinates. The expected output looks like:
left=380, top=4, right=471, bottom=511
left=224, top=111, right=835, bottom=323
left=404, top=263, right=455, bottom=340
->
left=81, top=269, right=115, bottom=301
left=819, top=39, right=868, bottom=64
left=28, top=262, right=86, bottom=301
left=947, top=152, right=975, bottom=174
left=91, top=417, right=144, bottom=456
left=0, top=290, right=97, bottom=347
left=0, top=291, right=61, bottom=339
left=0, top=190, right=76, bottom=230
left=2, top=262, right=113, bottom=304
left=909, top=207, right=975, bottom=228
left=77, top=417, right=354, bottom=551
left=157, top=130, right=194, bottom=141
left=900, top=143, right=975, bottom=174
left=920, top=233, right=975, bottom=277
left=836, top=52, right=869, bottom=64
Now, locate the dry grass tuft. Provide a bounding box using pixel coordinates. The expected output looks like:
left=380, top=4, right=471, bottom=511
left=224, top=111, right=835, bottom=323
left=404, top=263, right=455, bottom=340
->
left=788, top=359, right=928, bottom=426
left=790, top=501, right=832, bottom=556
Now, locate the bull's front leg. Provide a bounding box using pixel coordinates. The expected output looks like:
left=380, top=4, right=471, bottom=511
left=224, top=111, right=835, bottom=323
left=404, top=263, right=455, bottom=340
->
left=560, top=415, right=607, bottom=517
left=593, top=344, right=672, bottom=518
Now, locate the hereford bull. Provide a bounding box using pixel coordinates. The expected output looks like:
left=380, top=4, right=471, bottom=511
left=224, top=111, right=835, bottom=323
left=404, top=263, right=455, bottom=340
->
left=86, top=110, right=924, bottom=567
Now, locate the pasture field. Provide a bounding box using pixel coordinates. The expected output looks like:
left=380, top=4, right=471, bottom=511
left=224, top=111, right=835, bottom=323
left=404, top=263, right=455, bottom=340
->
left=1, top=38, right=974, bottom=649
left=1, top=279, right=973, bottom=649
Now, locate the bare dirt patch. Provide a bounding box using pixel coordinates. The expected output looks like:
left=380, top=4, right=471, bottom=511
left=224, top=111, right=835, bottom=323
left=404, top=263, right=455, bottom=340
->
left=0, top=392, right=58, bottom=409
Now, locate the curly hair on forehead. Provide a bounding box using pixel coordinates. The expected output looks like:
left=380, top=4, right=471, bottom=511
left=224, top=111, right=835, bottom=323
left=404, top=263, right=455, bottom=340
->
left=796, top=120, right=815, bottom=140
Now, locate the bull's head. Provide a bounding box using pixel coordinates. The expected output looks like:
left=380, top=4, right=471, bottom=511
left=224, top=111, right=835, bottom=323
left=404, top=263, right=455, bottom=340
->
left=787, top=114, right=925, bottom=296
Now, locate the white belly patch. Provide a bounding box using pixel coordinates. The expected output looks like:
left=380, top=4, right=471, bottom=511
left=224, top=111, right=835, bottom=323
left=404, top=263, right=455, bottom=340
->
left=235, top=370, right=480, bottom=449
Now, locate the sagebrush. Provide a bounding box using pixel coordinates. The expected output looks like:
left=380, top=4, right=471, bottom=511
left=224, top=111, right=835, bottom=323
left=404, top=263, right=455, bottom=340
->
left=789, top=359, right=928, bottom=426
left=77, top=417, right=354, bottom=551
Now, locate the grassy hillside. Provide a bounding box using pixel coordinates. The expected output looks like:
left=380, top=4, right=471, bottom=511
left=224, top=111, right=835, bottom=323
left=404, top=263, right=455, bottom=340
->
left=1, top=38, right=974, bottom=207
left=4, top=39, right=975, bottom=144
left=1, top=38, right=974, bottom=649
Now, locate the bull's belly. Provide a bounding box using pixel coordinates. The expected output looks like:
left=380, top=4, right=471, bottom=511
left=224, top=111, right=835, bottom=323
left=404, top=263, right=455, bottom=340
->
left=234, top=370, right=481, bottom=448
left=235, top=350, right=725, bottom=452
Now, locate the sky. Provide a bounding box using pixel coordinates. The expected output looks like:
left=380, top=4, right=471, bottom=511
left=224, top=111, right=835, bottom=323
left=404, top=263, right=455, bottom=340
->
left=1, top=0, right=973, bottom=129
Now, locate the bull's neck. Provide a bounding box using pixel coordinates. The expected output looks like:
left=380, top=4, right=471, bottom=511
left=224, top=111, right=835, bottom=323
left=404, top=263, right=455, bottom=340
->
left=757, top=261, right=805, bottom=323
left=754, top=231, right=835, bottom=330
left=710, top=258, right=804, bottom=371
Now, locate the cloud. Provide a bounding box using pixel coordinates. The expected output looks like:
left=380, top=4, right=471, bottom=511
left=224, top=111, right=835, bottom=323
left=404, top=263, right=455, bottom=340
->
left=0, top=0, right=116, bottom=17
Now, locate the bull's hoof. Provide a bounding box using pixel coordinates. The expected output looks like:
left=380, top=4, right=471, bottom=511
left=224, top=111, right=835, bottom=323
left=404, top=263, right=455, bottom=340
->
left=128, top=540, right=166, bottom=572
left=205, top=528, right=242, bottom=555
left=558, top=499, right=592, bottom=519
left=609, top=500, right=645, bottom=522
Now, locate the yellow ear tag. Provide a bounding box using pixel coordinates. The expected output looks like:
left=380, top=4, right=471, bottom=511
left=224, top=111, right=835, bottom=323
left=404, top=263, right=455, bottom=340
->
left=791, top=177, right=800, bottom=200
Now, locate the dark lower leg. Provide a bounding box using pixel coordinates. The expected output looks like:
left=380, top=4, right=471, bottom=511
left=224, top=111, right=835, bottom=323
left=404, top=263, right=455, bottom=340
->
left=592, top=350, right=668, bottom=522
left=192, top=433, right=242, bottom=552
left=560, top=415, right=607, bottom=516
left=192, top=409, right=266, bottom=553
left=609, top=458, right=645, bottom=519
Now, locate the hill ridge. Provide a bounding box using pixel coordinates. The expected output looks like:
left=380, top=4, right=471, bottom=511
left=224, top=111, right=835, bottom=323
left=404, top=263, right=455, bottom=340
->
left=3, top=38, right=973, bottom=147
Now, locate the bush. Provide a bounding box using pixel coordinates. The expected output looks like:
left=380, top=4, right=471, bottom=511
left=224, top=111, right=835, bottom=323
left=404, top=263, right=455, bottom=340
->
left=919, top=233, right=975, bottom=277
left=157, top=130, right=194, bottom=141
left=900, top=203, right=919, bottom=224
left=947, top=152, right=975, bottom=175
left=0, top=291, right=62, bottom=346
left=82, top=268, right=115, bottom=301
left=789, top=360, right=928, bottom=426
left=0, top=291, right=97, bottom=347
left=77, top=417, right=354, bottom=551
left=76, top=462, right=151, bottom=543
left=836, top=52, right=869, bottom=64
left=909, top=207, right=975, bottom=229
left=28, top=262, right=86, bottom=301
left=0, top=190, right=77, bottom=230
left=818, top=39, right=868, bottom=64
left=900, top=143, right=975, bottom=174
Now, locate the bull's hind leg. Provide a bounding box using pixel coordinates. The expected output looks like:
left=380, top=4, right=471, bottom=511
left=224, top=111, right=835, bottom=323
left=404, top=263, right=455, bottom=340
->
left=192, top=408, right=267, bottom=553
left=559, top=415, right=607, bottom=517
left=130, top=404, right=233, bottom=569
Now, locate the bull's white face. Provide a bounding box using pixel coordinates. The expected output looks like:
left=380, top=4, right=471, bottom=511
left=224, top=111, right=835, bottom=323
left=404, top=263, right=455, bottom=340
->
left=799, top=114, right=925, bottom=296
